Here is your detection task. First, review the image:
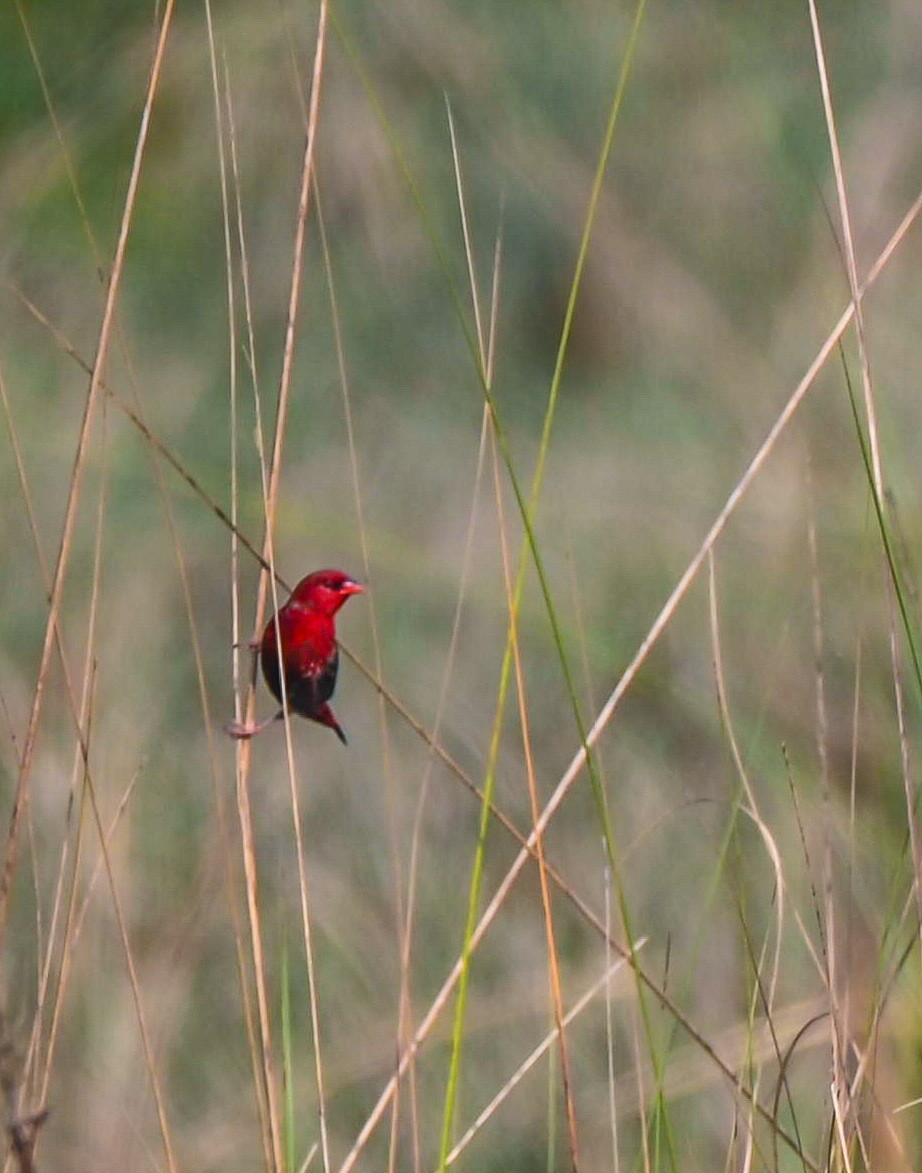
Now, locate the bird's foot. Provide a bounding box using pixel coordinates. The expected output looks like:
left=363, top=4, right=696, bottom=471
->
left=224, top=720, right=260, bottom=740
left=224, top=712, right=280, bottom=740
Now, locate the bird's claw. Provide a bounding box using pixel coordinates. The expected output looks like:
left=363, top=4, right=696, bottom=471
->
left=224, top=720, right=259, bottom=740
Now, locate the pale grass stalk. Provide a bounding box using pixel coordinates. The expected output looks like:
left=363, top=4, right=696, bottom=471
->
left=58, top=766, right=142, bottom=950
left=239, top=0, right=332, bottom=669
left=203, top=13, right=240, bottom=719
left=803, top=489, right=834, bottom=962
left=708, top=552, right=791, bottom=1160
left=229, top=6, right=334, bottom=1171
left=11, top=0, right=94, bottom=259
left=847, top=920, right=915, bottom=1108
left=806, top=0, right=880, bottom=488
left=889, top=632, right=917, bottom=909
left=810, top=490, right=850, bottom=1160
left=848, top=1046, right=910, bottom=1171
left=894, top=1094, right=922, bottom=1116
left=312, top=177, right=412, bottom=1173
left=841, top=995, right=911, bottom=1172
left=737, top=909, right=783, bottom=1173
left=65, top=718, right=180, bottom=1172
left=779, top=755, right=831, bottom=999
left=845, top=1050, right=874, bottom=1173
left=32, top=415, right=110, bottom=1105
left=721, top=1115, right=739, bottom=1173
left=0, top=361, right=88, bottom=1083
left=6, top=4, right=63, bottom=1011
left=702, top=581, right=830, bottom=1056
left=807, top=490, right=832, bottom=946
left=443, top=952, right=638, bottom=1168
left=204, top=13, right=275, bottom=1170
left=728, top=978, right=774, bottom=1173
left=223, top=51, right=289, bottom=1173
left=809, top=13, right=919, bottom=1159
left=207, top=16, right=276, bottom=1173
left=831, top=1077, right=856, bottom=1173
left=276, top=211, right=333, bottom=1173
left=845, top=614, right=870, bottom=1162
left=0, top=0, right=177, bottom=960
left=807, top=495, right=831, bottom=801
left=706, top=554, right=759, bottom=824
left=849, top=623, right=863, bottom=870
left=36, top=764, right=142, bottom=1114
left=446, top=101, right=487, bottom=362
left=490, top=425, right=581, bottom=1170
left=297, top=1140, right=319, bottom=1173
left=811, top=0, right=922, bottom=968
left=707, top=553, right=786, bottom=1000
left=733, top=897, right=783, bottom=1173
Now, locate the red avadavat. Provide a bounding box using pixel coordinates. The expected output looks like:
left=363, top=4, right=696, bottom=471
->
left=226, top=569, right=364, bottom=744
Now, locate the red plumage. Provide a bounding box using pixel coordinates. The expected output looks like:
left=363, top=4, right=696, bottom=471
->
left=225, top=569, right=363, bottom=744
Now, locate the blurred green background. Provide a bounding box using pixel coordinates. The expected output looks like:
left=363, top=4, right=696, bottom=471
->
left=1, top=1, right=921, bottom=1170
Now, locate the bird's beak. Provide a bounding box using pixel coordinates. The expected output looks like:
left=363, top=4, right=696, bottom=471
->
left=342, top=579, right=365, bottom=597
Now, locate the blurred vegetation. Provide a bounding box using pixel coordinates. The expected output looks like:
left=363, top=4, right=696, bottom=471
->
left=0, top=1, right=921, bottom=1171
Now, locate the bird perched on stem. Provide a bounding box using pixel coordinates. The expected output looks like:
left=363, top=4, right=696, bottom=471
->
left=225, top=568, right=364, bottom=744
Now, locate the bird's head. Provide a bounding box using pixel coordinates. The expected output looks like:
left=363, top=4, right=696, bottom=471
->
left=289, top=568, right=365, bottom=615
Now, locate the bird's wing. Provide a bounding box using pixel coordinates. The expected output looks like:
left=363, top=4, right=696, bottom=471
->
left=289, top=643, right=338, bottom=713
left=316, top=645, right=338, bottom=704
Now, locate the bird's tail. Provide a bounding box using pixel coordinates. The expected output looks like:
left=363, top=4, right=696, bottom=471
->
left=314, top=702, right=348, bottom=745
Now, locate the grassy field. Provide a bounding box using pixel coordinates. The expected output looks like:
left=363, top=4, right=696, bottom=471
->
left=1, top=1, right=921, bottom=1170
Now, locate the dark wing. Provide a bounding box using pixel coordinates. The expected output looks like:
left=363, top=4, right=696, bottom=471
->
left=287, top=646, right=338, bottom=718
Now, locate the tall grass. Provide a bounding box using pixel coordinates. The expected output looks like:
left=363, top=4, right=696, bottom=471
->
left=0, top=2, right=921, bottom=1171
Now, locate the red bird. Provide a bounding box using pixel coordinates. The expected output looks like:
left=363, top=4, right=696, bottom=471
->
left=225, top=569, right=364, bottom=744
